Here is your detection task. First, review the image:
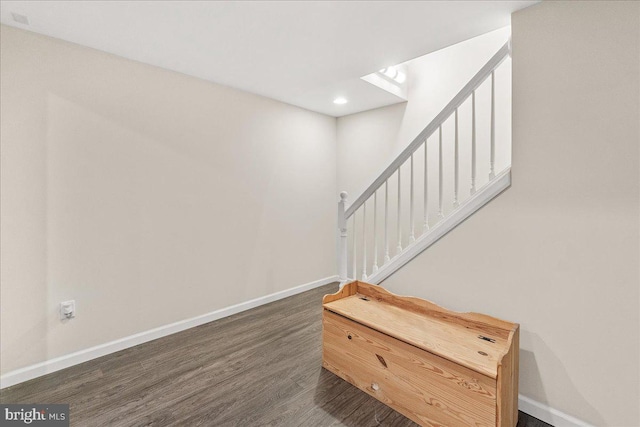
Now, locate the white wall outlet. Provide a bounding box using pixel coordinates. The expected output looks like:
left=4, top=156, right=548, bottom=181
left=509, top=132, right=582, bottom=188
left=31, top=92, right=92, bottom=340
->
left=60, top=300, right=76, bottom=320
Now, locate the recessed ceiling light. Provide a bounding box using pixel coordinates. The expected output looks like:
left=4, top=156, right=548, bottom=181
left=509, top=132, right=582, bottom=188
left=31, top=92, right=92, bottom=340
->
left=333, top=97, right=348, bottom=105
left=381, top=67, right=398, bottom=79
left=11, top=12, right=29, bottom=25
left=379, top=66, right=406, bottom=84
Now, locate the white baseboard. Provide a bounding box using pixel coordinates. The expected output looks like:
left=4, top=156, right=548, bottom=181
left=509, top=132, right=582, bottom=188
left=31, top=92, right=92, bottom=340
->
left=519, top=394, right=594, bottom=427
left=0, top=275, right=338, bottom=389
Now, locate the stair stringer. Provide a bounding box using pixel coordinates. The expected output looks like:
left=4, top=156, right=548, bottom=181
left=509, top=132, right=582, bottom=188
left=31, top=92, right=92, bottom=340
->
left=365, top=168, right=511, bottom=285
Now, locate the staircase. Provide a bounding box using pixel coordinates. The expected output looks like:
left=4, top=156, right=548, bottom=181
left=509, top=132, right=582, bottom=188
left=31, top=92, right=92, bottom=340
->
left=338, top=41, right=511, bottom=285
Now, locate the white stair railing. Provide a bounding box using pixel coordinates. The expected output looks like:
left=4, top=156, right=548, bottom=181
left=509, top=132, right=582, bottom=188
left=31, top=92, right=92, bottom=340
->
left=338, top=41, right=512, bottom=285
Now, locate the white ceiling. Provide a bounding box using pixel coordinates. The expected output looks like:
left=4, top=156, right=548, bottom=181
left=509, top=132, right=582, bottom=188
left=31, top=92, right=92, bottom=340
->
left=0, top=1, right=537, bottom=117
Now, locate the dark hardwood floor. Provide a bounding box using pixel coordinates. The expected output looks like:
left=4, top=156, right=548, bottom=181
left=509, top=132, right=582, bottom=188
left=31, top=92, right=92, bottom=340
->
left=1, top=283, right=551, bottom=427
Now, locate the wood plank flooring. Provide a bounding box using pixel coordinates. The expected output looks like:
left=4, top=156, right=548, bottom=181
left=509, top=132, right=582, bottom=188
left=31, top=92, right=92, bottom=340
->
left=1, top=283, right=552, bottom=427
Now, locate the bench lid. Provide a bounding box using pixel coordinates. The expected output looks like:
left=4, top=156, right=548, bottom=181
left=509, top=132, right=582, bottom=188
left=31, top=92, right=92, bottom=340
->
left=323, top=281, right=518, bottom=379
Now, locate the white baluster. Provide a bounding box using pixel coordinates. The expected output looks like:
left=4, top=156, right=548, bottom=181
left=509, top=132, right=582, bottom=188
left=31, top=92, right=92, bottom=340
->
left=372, top=191, right=379, bottom=273
left=471, top=90, right=477, bottom=195
left=409, top=153, right=415, bottom=243
left=454, top=108, right=459, bottom=208
left=384, top=180, right=390, bottom=263
left=362, top=201, right=367, bottom=281
left=423, top=140, right=429, bottom=232
left=489, top=71, right=496, bottom=180
left=438, top=125, right=444, bottom=220
left=338, top=191, right=348, bottom=284
left=352, top=214, right=356, bottom=280
left=396, top=168, right=402, bottom=254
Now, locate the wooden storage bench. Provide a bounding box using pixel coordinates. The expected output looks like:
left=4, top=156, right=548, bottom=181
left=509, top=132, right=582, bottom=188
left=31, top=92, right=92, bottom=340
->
left=322, top=281, right=519, bottom=427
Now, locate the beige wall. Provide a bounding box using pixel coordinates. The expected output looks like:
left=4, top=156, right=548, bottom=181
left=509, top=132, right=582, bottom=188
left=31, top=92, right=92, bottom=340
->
left=338, top=27, right=511, bottom=201
left=0, top=25, right=337, bottom=375
left=363, top=2, right=637, bottom=426
left=337, top=28, right=511, bottom=280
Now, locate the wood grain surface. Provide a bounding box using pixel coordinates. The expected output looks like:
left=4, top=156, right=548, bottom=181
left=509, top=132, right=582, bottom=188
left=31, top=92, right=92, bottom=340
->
left=351, top=282, right=516, bottom=337
left=323, top=287, right=512, bottom=379
left=1, top=283, right=547, bottom=427
left=323, top=310, right=497, bottom=427
left=497, top=327, right=520, bottom=427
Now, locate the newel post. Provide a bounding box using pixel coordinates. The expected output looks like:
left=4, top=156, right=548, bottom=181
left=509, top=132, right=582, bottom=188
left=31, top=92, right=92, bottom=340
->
left=338, top=191, right=349, bottom=285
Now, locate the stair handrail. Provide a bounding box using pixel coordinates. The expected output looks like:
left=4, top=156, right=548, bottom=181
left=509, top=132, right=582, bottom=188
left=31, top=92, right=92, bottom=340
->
left=344, top=41, right=511, bottom=219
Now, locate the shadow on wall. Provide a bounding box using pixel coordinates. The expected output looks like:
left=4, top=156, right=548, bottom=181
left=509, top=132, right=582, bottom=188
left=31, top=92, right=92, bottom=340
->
left=0, top=315, right=50, bottom=379
left=520, top=330, right=605, bottom=426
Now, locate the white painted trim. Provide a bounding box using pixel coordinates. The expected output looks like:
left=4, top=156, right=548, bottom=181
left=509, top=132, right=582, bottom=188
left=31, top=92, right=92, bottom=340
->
left=345, top=41, right=510, bottom=218
left=0, top=275, right=339, bottom=389
left=519, top=395, right=595, bottom=427
left=368, top=168, right=511, bottom=284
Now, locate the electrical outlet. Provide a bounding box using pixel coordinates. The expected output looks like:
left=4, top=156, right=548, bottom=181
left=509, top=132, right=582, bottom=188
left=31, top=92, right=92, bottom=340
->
left=60, top=300, right=76, bottom=320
